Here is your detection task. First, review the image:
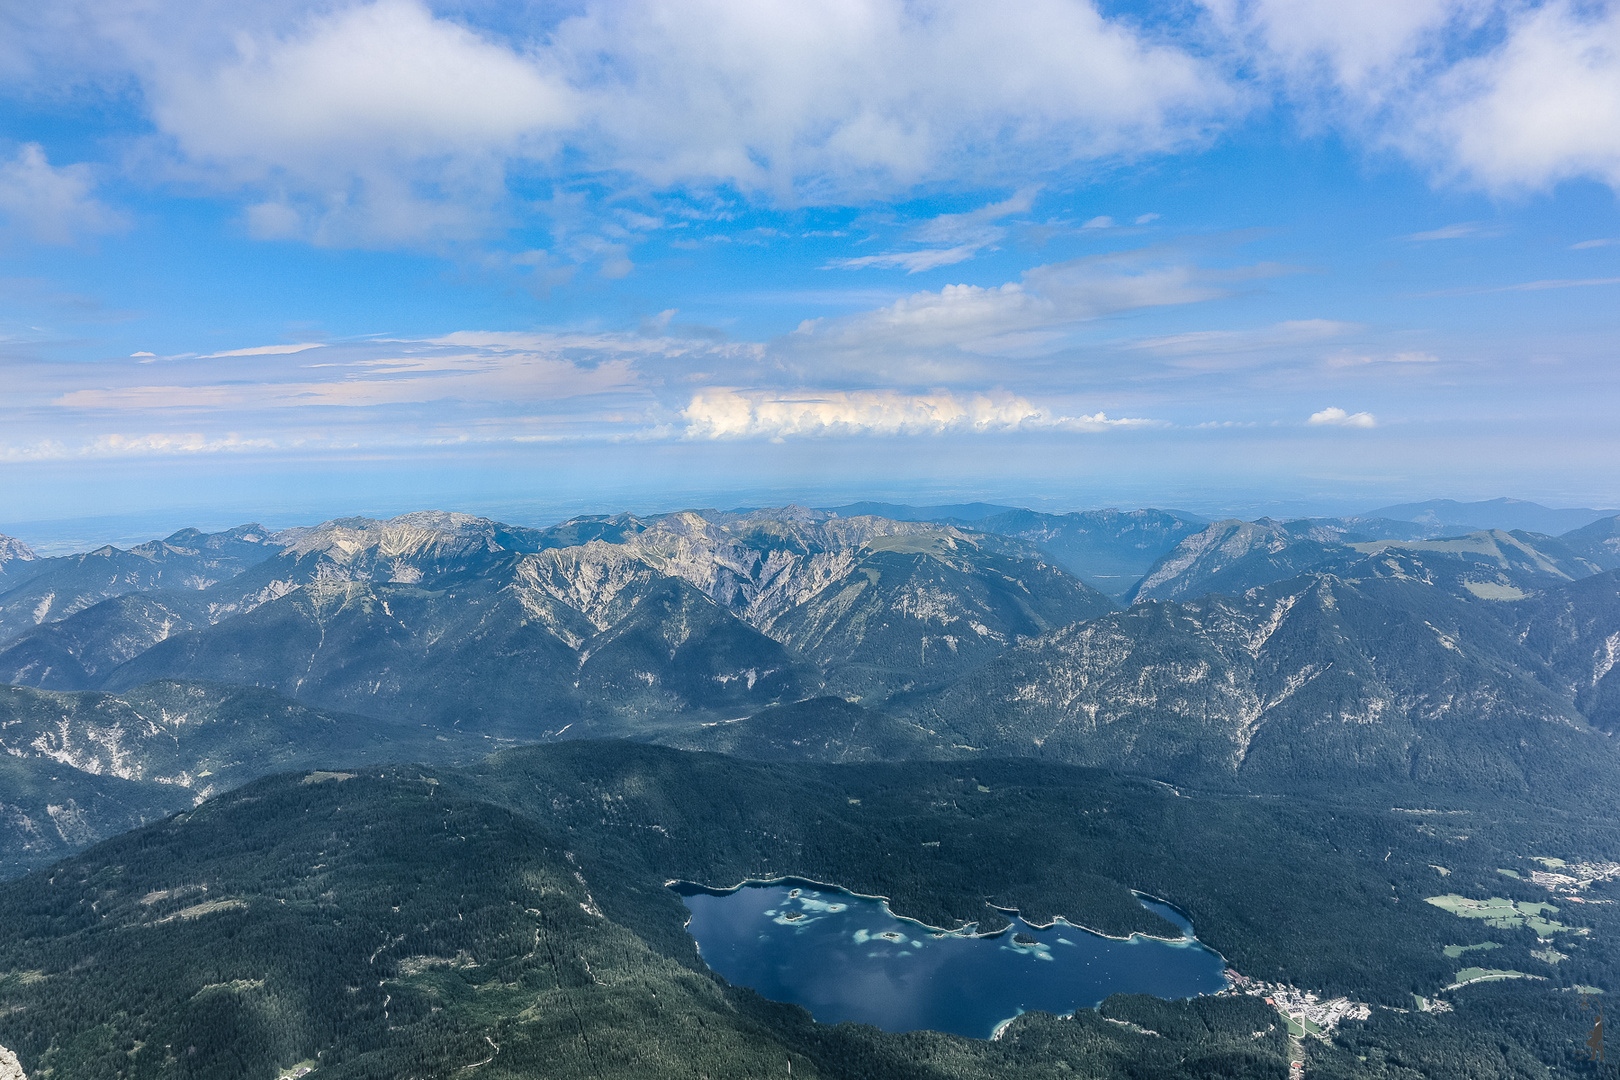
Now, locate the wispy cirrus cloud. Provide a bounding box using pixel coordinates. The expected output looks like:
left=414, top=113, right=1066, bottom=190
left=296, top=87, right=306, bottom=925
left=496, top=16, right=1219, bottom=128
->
left=825, top=189, right=1038, bottom=273
left=201, top=342, right=327, bottom=358
left=1418, top=276, right=1620, bottom=297
left=793, top=245, right=1294, bottom=375
left=1132, top=318, right=1356, bottom=360
left=1403, top=221, right=1503, bottom=241
left=0, top=433, right=275, bottom=461
left=1327, top=349, right=1440, bottom=367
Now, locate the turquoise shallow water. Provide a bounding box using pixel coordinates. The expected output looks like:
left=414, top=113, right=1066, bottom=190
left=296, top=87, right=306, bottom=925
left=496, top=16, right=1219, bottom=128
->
left=677, top=880, right=1228, bottom=1040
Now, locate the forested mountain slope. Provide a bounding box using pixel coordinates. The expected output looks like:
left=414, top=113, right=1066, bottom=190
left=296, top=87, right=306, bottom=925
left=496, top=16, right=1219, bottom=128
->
left=1511, top=569, right=1620, bottom=732
left=0, top=680, right=484, bottom=875
left=1560, top=514, right=1620, bottom=571
left=0, top=591, right=211, bottom=689
left=0, top=525, right=280, bottom=642
left=912, top=570, right=1620, bottom=803
left=1131, top=517, right=1604, bottom=606
left=1, top=742, right=1613, bottom=1080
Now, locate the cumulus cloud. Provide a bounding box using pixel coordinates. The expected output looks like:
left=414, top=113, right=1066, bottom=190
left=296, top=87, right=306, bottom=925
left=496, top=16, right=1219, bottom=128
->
left=1307, top=406, right=1377, bottom=427
left=4, top=0, right=1237, bottom=245
left=557, top=0, right=1236, bottom=193
left=0, top=143, right=126, bottom=244
left=147, top=0, right=577, bottom=243
left=1205, top=0, right=1620, bottom=194
left=681, top=387, right=1151, bottom=439
left=1420, top=2, right=1620, bottom=191
left=12, top=0, right=1620, bottom=247
left=1201, top=0, right=1481, bottom=96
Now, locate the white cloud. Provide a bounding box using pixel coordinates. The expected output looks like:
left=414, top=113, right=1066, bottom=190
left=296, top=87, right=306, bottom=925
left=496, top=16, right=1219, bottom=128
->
left=828, top=245, right=985, bottom=273
left=1420, top=2, right=1620, bottom=191
left=912, top=189, right=1038, bottom=246
left=1327, top=349, right=1439, bottom=366
left=202, top=342, right=327, bottom=358
left=1205, top=0, right=1620, bottom=194
left=1083, top=215, right=1114, bottom=228
left=1403, top=221, right=1500, bottom=241
left=0, top=433, right=275, bottom=460
left=1201, top=0, right=1482, bottom=95
left=1420, top=275, right=1620, bottom=297
left=1573, top=238, right=1619, bottom=249
left=798, top=247, right=1287, bottom=366
left=1308, top=406, right=1377, bottom=427
left=558, top=0, right=1238, bottom=194
left=1134, top=318, right=1356, bottom=358
left=149, top=0, right=578, bottom=243
left=8, top=0, right=1238, bottom=245
left=682, top=387, right=1152, bottom=439
left=0, top=143, right=126, bottom=244
left=827, top=189, right=1036, bottom=272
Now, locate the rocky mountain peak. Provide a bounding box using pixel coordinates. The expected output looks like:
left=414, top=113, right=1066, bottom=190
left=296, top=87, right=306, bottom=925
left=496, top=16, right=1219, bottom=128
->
left=0, top=534, right=36, bottom=565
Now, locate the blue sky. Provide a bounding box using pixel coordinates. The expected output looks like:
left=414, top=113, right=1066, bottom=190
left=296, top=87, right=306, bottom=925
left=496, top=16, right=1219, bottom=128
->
left=2, top=0, right=1619, bottom=540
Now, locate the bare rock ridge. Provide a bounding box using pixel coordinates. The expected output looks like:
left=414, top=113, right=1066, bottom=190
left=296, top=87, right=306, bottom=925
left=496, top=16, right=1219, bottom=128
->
left=0, top=504, right=1618, bottom=828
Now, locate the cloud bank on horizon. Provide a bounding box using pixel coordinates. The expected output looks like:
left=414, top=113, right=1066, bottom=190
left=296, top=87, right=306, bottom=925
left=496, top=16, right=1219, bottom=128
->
left=0, top=0, right=1618, bottom=518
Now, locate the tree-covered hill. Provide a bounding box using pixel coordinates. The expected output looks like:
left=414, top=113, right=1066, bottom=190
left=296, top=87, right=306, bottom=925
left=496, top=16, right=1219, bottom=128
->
left=2, top=741, right=1615, bottom=1079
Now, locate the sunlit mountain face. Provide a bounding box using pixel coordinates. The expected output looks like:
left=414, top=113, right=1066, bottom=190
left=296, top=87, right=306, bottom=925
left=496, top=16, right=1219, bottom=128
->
left=4, top=2, right=1620, bottom=1077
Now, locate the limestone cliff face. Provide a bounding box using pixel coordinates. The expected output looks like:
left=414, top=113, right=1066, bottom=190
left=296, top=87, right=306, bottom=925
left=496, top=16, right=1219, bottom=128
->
left=0, top=1041, right=26, bottom=1080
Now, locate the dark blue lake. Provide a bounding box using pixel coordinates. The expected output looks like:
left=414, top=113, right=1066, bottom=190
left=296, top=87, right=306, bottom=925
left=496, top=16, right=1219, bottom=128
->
left=677, top=879, right=1229, bottom=1040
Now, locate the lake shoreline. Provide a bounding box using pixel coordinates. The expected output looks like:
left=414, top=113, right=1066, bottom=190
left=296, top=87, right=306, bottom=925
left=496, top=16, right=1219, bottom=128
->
left=678, top=879, right=1230, bottom=1041
left=670, top=876, right=1208, bottom=947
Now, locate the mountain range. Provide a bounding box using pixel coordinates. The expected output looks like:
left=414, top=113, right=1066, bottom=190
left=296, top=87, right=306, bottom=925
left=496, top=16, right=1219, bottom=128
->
left=3, top=499, right=1620, bottom=1079
left=0, top=501, right=1616, bottom=862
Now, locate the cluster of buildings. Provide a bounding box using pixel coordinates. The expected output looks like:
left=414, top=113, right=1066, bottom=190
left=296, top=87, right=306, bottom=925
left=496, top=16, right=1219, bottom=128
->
left=1529, top=859, right=1620, bottom=897
left=1222, top=971, right=1371, bottom=1040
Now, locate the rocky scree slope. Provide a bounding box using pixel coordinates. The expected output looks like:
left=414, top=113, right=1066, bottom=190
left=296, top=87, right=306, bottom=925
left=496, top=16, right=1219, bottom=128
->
left=62, top=511, right=1110, bottom=732
left=911, top=569, right=1620, bottom=804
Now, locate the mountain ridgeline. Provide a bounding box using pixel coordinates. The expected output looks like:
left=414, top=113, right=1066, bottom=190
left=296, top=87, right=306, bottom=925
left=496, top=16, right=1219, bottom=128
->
left=4, top=499, right=1620, bottom=1080
left=1, top=500, right=1620, bottom=861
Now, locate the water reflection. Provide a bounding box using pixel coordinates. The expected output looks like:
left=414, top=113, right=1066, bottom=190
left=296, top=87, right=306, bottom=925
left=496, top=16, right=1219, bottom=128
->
left=677, top=880, right=1227, bottom=1040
